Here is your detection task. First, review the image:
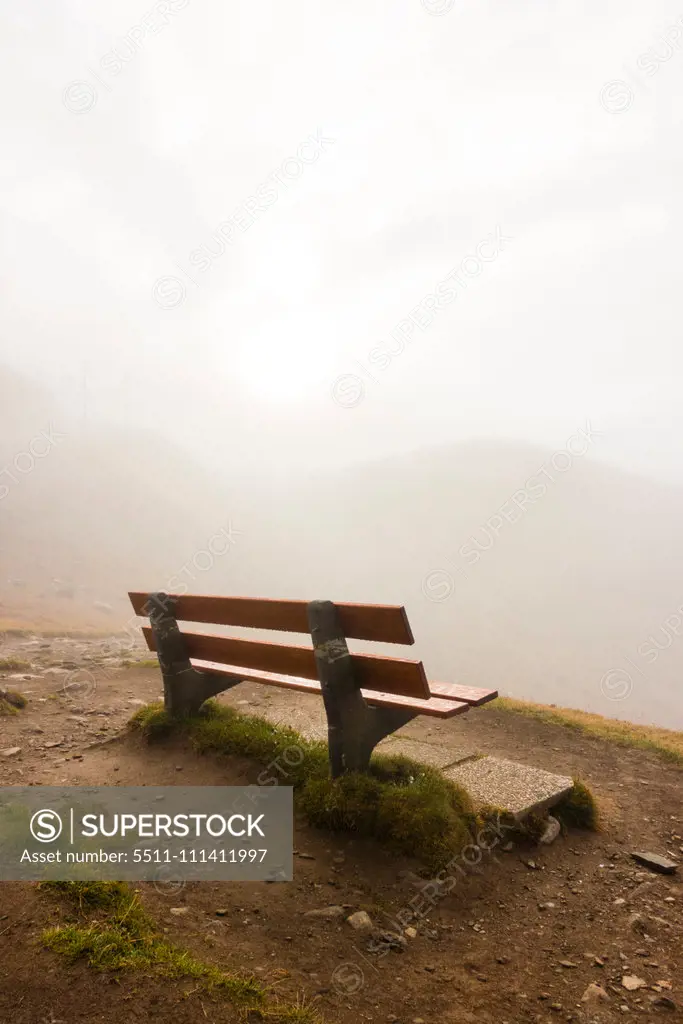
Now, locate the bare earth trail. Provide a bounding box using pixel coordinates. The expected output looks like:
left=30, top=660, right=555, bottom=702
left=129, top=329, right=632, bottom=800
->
left=0, top=633, right=681, bottom=1023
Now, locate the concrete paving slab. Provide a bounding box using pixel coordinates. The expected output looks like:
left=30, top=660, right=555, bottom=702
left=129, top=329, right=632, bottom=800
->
left=375, top=736, right=479, bottom=769
left=255, top=700, right=328, bottom=742
left=444, top=756, right=573, bottom=819
left=223, top=687, right=575, bottom=817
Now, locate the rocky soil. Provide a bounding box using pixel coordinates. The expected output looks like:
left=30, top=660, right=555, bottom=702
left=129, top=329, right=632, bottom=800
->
left=0, top=631, right=681, bottom=1023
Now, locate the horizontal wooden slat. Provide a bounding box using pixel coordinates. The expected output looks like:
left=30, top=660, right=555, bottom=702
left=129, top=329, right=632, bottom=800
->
left=428, top=682, right=498, bottom=707
left=129, top=592, right=414, bottom=645
left=142, top=627, right=430, bottom=700
left=194, top=661, right=470, bottom=719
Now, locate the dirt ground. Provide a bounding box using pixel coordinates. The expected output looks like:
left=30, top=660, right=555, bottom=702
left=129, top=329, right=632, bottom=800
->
left=0, top=632, right=681, bottom=1023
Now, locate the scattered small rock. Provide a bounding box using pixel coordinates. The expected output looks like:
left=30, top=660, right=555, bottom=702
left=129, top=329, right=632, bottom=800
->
left=169, top=907, right=189, bottom=916
left=631, top=852, right=677, bottom=875
left=0, top=747, right=21, bottom=757
left=304, top=906, right=345, bottom=920
left=582, top=983, right=610, bottom=1004
left=347, top=911, right=373, bottom=931
left=368, top=930, right=407, bottom=953
left=404, top=927, right=418, bottom=939
left=650, top=994, right=677, bottom=1011
left=622, top=976, right=646, bottom=991
left=539, top=816, right=561, bottom=845
left=628, top=913, right=649, bottom=935
left=215, top=909, right=228, bottom=916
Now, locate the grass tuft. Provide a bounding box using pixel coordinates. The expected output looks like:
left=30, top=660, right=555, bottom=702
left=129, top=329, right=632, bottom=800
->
left=0, top=688, right=27, bottom=714
left=42, top=923, right=264, bottom=1001
left=39, top=880, right=155, bottom=937
left=493, top=697, right=683, bottom=766
left=0, top=657, right=31, bottom=671
left=554, top=779, right=599, bottom=830
left=128, top=702, right=175, bottom=739
left=39, top=881, right=322, bottom=1022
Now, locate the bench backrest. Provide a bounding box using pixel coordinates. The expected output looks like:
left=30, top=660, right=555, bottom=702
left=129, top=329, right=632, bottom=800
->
left=129, top=592, right=430, bottom=700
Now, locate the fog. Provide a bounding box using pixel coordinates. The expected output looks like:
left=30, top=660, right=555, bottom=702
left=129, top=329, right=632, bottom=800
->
left=2, top=1, right=683, bottom=728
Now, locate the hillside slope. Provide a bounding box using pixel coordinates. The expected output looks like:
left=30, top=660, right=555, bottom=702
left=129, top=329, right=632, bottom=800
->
left=2, top=366, right=681, bottom=726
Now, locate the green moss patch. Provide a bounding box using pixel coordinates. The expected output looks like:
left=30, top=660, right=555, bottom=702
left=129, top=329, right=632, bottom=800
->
left=131, top=701, right=491, bottom=872
left=40, top=881, right=321, bottom=1023
left=554, top=779, right=599, bottom=830
left=40, top=880, right=152, bottom=933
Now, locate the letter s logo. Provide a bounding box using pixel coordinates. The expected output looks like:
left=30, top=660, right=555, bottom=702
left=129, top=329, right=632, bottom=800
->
left=30, top=809, right=63, bottom=842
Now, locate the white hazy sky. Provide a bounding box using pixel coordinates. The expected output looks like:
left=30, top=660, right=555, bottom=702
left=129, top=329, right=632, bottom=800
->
left=2, top=0, right=683, bottom=479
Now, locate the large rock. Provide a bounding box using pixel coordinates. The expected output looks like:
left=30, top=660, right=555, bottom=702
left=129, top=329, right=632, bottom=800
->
left=631, top=851, right=678, bottom=875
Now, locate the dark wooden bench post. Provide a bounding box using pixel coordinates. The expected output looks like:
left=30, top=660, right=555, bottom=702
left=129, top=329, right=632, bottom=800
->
left=308, top=600, right=416, bottom=778
left=146, top=591, right=239, bottom=716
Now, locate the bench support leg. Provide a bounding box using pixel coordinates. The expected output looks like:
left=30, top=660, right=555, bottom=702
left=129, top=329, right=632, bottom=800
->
left=146, top=592, right=241, bottom=716
left=308, top=600, right=416, bottom=777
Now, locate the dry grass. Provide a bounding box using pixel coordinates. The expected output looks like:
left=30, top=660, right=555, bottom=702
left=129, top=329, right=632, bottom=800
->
left=0, top=656, right=31, bottom=671
left=494, top=697, right=683, bottom=765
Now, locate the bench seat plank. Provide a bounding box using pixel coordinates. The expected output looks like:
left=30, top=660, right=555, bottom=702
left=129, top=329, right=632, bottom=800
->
left=193, top=660, right=470, bottom=719
left=141, top=626, right=431, bottom=700
left=129, top=592, right=414, bottom=645
left=428, top=681, right=498, bottom=707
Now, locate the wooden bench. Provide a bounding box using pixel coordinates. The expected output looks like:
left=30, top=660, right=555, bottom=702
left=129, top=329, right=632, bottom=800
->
left=129, top=591, right=498, bottom=778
